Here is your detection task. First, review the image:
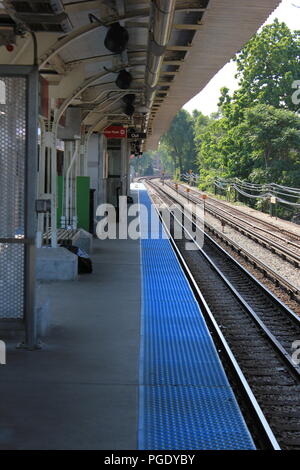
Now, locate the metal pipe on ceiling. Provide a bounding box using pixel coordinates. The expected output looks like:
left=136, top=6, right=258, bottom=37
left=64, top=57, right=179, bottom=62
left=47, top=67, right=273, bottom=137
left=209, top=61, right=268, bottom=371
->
left=144, top=0, right=176, bottom=111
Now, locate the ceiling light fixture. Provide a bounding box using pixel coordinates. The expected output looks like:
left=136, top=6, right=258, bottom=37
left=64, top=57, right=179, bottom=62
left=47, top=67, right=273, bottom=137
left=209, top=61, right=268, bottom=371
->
left=104, top=22, right=129, bottom=54
left=124, top=104, right=135, bottom=116
left=122, top=94, right=136, bottom=105
left=116, top=70, right=132, bottom=89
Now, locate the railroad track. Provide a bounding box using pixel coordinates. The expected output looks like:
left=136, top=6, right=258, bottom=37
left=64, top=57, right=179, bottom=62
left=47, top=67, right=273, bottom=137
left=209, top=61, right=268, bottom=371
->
left=146, top=179, right=300, bottom=450
left=176, top=180, right=300, bottom=244
left=165, top=180, right=300, bottom=268
left=152, top=179, right=300, bottom=301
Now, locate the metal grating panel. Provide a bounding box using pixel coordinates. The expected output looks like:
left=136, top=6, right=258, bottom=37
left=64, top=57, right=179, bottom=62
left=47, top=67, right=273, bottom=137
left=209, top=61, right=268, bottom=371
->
left=0, top=244, right=24, bottom=318
left=0, top=76, right=26, bottom=319
left=138, top=189, right=255, bottom=450
left=142, top=386, right=255, bottom=450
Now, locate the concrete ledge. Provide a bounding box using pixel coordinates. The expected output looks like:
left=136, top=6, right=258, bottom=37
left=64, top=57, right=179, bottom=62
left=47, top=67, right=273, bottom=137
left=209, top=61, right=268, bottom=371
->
left=73, top=229, right=93, bottom=255
left=36, top=247, right=78, bottom=281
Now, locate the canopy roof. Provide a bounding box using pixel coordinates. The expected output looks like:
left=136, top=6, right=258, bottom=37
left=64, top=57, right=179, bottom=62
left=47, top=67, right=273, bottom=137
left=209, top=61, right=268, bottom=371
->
left=0, top=0, right=280, bottom=149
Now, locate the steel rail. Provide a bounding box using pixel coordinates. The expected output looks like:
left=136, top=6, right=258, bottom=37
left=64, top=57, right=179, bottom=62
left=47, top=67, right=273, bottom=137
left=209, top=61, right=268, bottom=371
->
left=167, top=181, right=300, bottom=266
left=174, top=181, right=300, bottom=246
left=155, top=180, right=300, bottom=300
left=146, top=179, right=300, bottom=448
left=145, top=182, right=281, bottom=450
left=147, top=180, right=300, bottom=370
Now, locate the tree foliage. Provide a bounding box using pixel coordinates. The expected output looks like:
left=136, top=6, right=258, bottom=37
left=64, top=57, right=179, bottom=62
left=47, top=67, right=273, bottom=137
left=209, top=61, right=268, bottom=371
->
left=195, top=20, right=300, bottom=189
left=159, top=110, right=197, bottom=174
left=155, top=20, right=300, bottom=195
left=233, top=19, right=300, bottom=112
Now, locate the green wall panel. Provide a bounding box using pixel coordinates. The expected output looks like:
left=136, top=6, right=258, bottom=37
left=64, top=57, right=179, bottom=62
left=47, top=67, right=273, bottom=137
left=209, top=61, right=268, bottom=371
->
left=76, top=176, right=90, bottom=232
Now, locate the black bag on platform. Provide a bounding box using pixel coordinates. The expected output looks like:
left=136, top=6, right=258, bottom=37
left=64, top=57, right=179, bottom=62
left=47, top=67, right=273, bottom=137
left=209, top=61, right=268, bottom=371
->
left=65, top=245, right=93, bottom=274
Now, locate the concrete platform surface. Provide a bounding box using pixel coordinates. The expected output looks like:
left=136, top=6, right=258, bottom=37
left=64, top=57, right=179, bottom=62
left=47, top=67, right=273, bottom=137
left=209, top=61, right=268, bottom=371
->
left=0, top=237, right=141, bottom=450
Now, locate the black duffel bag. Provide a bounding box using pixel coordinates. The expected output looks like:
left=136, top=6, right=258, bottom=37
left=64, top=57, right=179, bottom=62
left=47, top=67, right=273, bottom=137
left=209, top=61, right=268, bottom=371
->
left=64, top=245, right=93, bottom=274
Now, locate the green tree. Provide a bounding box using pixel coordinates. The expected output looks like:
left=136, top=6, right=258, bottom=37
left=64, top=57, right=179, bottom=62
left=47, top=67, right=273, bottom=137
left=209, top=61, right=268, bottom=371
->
left=237, top=104, right=300, bottom=184
left=158, top=143, right=176, bottom=175
left=130, top=150, right=155, bottom=175
left=195, top=20, right=300, bottom=189
left=160, top=109, right=197, bottom=174
left=197, top=104, right=300, bottom=187
left=143, top=163, right=154, bottom=176
left=233, top=19, right=300, bottom=112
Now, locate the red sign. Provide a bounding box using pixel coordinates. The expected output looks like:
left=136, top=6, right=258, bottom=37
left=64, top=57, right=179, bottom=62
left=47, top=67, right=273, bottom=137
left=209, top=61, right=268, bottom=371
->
left=39, top=77, right=49, bottom=120
left=103, top=126, right=127, bottom=139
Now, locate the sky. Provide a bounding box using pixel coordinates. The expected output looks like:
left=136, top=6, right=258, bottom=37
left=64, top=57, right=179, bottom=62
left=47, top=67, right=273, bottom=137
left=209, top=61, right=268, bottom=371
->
left=183, top=0, right=300, bottom=115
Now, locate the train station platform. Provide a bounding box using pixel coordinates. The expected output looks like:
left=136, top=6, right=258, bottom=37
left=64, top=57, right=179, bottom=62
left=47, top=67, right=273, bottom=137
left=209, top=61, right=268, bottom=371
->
left=0, top=232, right=141, bottom=449
left=0, top=188, right=254, bottom=450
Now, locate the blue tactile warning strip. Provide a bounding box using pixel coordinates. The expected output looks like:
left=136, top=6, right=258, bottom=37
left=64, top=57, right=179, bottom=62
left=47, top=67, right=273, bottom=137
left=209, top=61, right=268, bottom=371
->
left=138, top=188, right=255, bottom=450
